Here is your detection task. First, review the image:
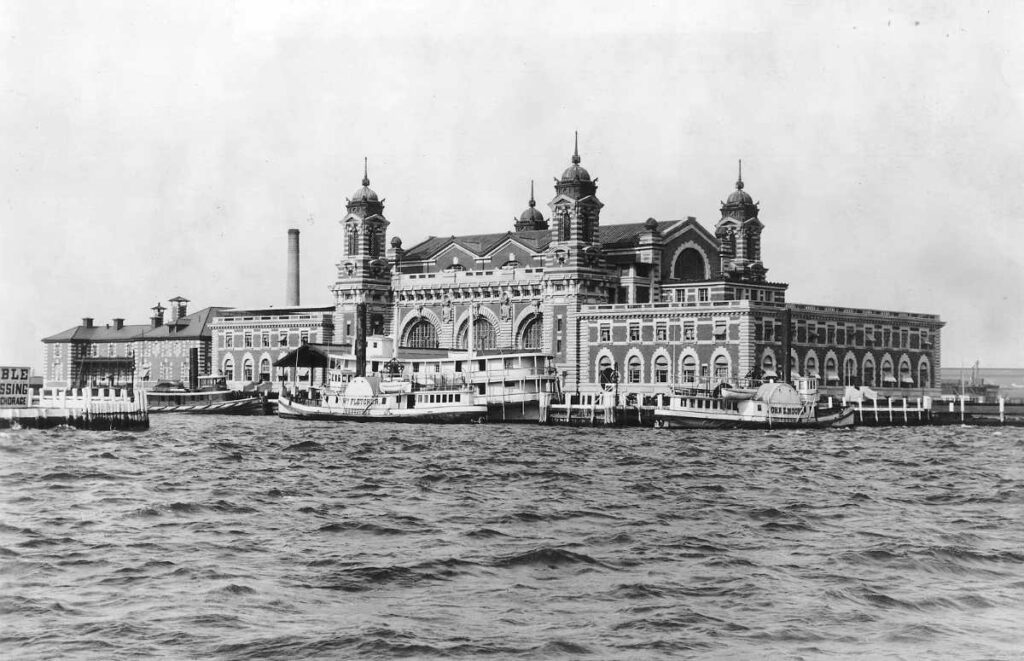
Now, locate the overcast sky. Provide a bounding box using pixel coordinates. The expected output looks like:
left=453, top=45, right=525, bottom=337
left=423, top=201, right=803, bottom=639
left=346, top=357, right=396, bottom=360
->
left=2, top=0, right=1022, bottom=371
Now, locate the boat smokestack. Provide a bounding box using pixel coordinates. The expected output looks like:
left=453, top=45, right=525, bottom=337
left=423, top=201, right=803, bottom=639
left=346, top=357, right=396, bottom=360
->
left=286, top=228, right=300, bottom=306
left=355, top=302, right=367, bottom=378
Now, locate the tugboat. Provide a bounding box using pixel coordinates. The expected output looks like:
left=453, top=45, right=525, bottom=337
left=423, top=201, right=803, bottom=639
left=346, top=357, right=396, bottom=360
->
left=654, top=377, right=854, bottom=430
left=277, top=376, right=485, bottom=423
left=144, top=375, right=269, bottom=415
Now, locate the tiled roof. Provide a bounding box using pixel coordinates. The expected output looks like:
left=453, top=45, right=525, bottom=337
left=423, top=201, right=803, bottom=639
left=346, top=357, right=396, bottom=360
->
left=598, top=220, right=678, bottom=248
left=42, top=324, right=150, bottom=343
left=139, top=306, right=231, bottom=340
left=43, top=306, right=230, bottom=343
left=402, top=230, right=552, bottom=261
left=402, top=221, right=692, bottom=260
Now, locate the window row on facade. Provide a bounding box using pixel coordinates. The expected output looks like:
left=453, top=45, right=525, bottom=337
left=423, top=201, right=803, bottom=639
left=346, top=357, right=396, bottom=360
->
left=759, top=349, right=933, bottom=389
left=219, top=329, right=315, bottom=349
left=395, top=285, right=546, bottom=303
left=597, top=319, right=732, bottom=343
left=755, top=319, right=934, bottom=350
left=401, top=315, right=544, bottom=351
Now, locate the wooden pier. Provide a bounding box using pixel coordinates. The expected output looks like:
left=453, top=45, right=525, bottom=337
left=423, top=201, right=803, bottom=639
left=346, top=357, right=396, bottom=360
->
left=542, top=392, right=656, bottom=427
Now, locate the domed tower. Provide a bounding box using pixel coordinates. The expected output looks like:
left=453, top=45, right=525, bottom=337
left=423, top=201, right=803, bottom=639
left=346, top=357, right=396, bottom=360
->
left=332, top=158, right=393, bottom=344
left=715, top=160, right=767, bottom=283
left=341, top=158, right=388, bottom=262
left=541, top=133, right=615, bottom=391
left=548, top=132, right=604, bottom=268
left=514, top=181, right=548, bottom=231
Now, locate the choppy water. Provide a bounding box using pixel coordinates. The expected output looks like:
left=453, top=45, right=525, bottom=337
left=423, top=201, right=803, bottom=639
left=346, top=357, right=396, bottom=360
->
left=2, top=419, right=1023, bottom=660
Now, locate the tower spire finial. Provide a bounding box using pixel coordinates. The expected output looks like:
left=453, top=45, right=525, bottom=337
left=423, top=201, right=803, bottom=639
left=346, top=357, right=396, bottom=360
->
left=736, top=159, right=743, bottom=190
left=572, top=131, right=580, bottom=164
left=529, top=179, right=536, bottom=207
left=362, top=156, right=369, bottom=187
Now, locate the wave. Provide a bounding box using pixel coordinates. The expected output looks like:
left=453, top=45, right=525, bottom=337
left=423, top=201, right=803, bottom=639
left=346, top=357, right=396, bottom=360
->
left=317, top=521, right=406, bottom=535
left=491, top=546, right=613, bottom=569
left=283, top=440, right=325, bottom=452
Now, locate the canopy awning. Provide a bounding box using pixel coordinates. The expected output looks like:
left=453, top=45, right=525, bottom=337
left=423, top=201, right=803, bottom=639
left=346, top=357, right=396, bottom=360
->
left=273, top=344, right=333, bottom=369
left=883, top=373, right=897, bottom=383
left=901, top=375, right=915, bottom=384
left=762, top=368, right=778, bottom=378
left=825, top=369, right=840, bottom=382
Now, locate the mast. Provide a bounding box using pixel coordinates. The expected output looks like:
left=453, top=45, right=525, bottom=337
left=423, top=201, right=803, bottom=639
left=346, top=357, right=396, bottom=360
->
left=780, top=308, right=792, bottom=384
left=468, top=304, right=475, bottom=361
left=355, top=302, right=367, bottom=378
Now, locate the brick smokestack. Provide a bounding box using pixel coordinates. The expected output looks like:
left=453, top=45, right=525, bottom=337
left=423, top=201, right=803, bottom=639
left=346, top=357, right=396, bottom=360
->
left=286, top=228, right=300, bottom=306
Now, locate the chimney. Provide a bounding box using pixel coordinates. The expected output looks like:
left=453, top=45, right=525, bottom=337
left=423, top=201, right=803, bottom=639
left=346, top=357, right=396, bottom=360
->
left=151, top=303, right=165, bottom=328
left=169, top=296, right=189, bottom=323
left=286, top=228, right=300, bottom=306
left=82, top=317, right=94, bottom=328
left=113, top=318, right=124, bottom=330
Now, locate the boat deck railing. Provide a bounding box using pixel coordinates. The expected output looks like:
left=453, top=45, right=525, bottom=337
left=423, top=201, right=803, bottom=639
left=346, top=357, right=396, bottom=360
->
left=34, top=387, right=144, bottom=412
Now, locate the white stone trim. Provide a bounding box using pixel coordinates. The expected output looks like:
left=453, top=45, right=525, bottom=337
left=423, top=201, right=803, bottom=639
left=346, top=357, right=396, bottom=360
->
left=668, top=241, right=712, bottom=281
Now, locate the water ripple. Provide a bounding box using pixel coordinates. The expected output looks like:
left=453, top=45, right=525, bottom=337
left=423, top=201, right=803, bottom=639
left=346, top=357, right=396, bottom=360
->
left=0, top=419, right=1022, bottom=658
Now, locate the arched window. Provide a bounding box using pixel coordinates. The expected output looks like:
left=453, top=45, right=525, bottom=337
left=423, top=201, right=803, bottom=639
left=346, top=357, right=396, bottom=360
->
left=259, top=358, right=271, bottom=382
left=881, top=358, right=896, bottom=385
left=222, top=356, right=234, bottom=380
left=713, top=354, right=730, bottom=380
left=805, top=354, right=819, bottom=378
left=673, top=247, right=707, bottom=281
left=654, top=355, right=669, bottom=383
left=863, top=358, right=876, bottom=388
left=403, top=319, right=439, bottom=348
left=844, top=356, right=857, bottom=386
left=682, top=355, right=697, bottom=383
left=790, top=352, right=800, bottom=378
left=368, top=229, right=381, bottom=258
left=761, top=353, right=776, bottom=378
left=598, top=355, right=615, bottom=386
left=346, top=225, right=359, bottom=256
left=626, top=356, right=642, bottom=383
left=457, top=318, right=497, bottom=351
left=243, top=357, right=254, bottom=382
left=519, top=316, right=542, bottom=350
left=918, top=361, right=931, bottom=388
left=824, top=356, right=838, bottom=383
left=899, top=358, right=913, bottom=386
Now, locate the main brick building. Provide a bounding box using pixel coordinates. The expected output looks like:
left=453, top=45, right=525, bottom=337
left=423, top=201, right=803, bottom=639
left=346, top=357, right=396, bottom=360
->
left=235, top=138, right=942, bottom=397
left=44, top=136, right=943, bottom=397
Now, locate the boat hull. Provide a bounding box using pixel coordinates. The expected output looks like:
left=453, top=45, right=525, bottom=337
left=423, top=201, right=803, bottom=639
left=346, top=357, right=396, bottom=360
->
left=654, top=406, right=855, bottom=430
left=147, top=397, right=268, bottom=415
left=277, top=397, right=486, bottom=423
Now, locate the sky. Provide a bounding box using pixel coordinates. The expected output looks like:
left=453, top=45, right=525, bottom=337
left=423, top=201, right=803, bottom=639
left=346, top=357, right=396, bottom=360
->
left=2, top=0, right=1022, bottom=372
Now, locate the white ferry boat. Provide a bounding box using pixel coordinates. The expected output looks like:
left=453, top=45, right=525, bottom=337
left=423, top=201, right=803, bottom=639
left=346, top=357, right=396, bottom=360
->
left=277, top=376, right=486, bottom=423
left=654, top=379, right=854, bottom=430
left=274, top=337, right=559, bottom=423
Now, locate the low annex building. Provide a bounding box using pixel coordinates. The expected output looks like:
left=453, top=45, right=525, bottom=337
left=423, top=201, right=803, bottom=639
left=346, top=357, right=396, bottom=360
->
left=41, top=298, right=228, bottom=389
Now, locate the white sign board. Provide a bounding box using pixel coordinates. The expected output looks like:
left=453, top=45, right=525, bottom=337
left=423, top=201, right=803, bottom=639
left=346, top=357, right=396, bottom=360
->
left=0, top=366, right=32, bottom=407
